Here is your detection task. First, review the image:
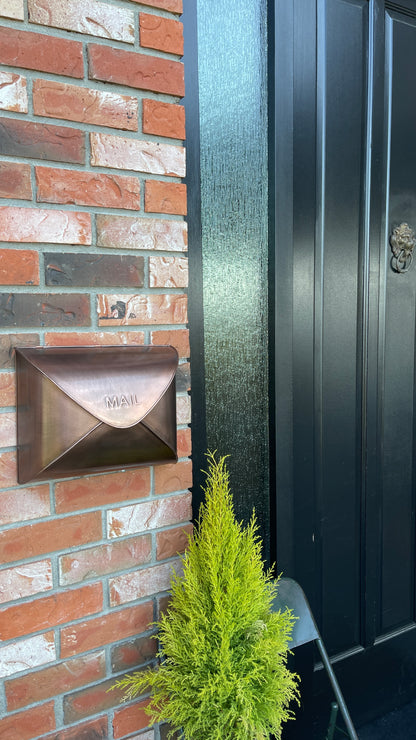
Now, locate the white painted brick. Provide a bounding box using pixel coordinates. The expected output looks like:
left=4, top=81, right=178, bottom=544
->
left=0, top=561, right=53, bottom=605
left=0, top=633, right=55, bottom=678
left=107, top=492, right=191, bottom=539
left=0, top=0, right=24, bottom=20
left=109, top=560, right=182, bottom=606
left=91, top=133, right=186, bottom=177
left=0, top=73, right=28, bottom=113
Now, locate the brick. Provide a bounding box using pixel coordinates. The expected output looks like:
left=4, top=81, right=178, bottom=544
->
left=129, top=732, right=154, bottom=740
left=0, top=485, right=50, bottom=525
left=140, top=13, right=183, bottom=55
left=59, top=535, right=152, bottom=586
left=113, top=698, right=151, bottom=739
left=6, top=652, right=106, bottom=711
left=55, top=468, right=150, bottom=514
left=88, top=44, right=184, bottom=97
left=154, top=459, right=192, bottom=495
left=151, top=329, right=189, bottom=357
left=0, top=583, right=103, bottom=641
left=40, top=716, right=108, bottom=740
left=29, top=0, right=134, bottom=43
left=63, top=674, right=130, bottom=723
left=90, top=134, right=186, bottom=179
left=177, top=427, right=191, bottom=458
left=97, top=293, right=187, bottom=326
left=111, top=635, right=156, bottom=673
left=60, top=602, right=153, bottom=658
left=0, top=0, right=24, bottom=20
left=132, top=0, right=182, bottom=12
left=0, top=451, right=16, bottom=488
left=33, top=79, right=138, bottom=131
left=0, top=207, right=91, bottom=244
left=0, top=559, right=52, bottom=605
left=96, top=214, right=187, bottom=252
left=0, top=333, right=39, bottom=369
left=176, top=394, right=191, bottom=424
left=0, top=26, right=83, bottom=77
left=0, top=293, right=91, bottom=328
left=0, top=72, right=27, bottom=112
left=0, top=249, right=39, bottom=286
left=0, top=632, right=55, bottom=679
left=45, top=253, right=144, bottom=289
left=0, top=511, right=102, bottom=565
left=145, top=180, right=187, bottom=215
left=0, top=411, right=15, bottom=448
left=108, top=491, right=192, bottom=539
left=149, top=256, right=188, bottom=288
left=176, top=362, right=190, bottom=393
left=142, top=99, right=185, bottom=140
left=0, top=162, right=32, bottom=200
left=0, top=118, right=85, bottom=164
left=0, top=702, right=55, bottom=739
left=156, top=523, right=192, bottom=561
left=0, top=372, right=15, bottom=407
left=45, top=331, right=145, bottom=347
left=36, top=167, right=140, bottom=211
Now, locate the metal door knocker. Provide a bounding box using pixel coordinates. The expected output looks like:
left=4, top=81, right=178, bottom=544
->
left=390, top=222, right=416, bottom=273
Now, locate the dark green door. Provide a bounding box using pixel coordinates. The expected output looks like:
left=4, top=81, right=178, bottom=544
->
left=275, top=0, right=416, bottom=732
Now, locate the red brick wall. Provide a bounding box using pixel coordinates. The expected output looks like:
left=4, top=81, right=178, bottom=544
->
left=0, top=1, right=191, bottom=738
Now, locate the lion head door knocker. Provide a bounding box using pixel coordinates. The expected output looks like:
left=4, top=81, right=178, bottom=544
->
left=390, top=222, right=416, bottom=273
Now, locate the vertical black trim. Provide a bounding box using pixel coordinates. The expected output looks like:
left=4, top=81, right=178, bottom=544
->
left=183, top=0, right=207, bottom=515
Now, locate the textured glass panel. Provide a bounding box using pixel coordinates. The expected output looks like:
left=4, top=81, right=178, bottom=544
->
left=196, top=0, right=270, bottom=553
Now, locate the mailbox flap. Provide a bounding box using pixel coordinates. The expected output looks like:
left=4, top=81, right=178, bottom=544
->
left=16, top=345, right=178, bottom=429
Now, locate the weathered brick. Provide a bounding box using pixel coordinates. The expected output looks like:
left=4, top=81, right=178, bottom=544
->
left=39, top=716, right=108, bottom=740
left=0, top=583, right=103, bottom=641
left=151, top=329, right=190, bottom=358
left=96, top=214, right=187, bottom=252
left=59, top=535, right=152, bottom=586
left=149, top=256, right=188, bottom=288
left=132, top=0, right=182, bottom=12
left=0, top=559, right=52, bottom=605
left=0, top=372, right=15, bottom=407
left=0, top=333, right=40, bottom=369
left=0, top=26, right=83, bottom=77
left=142, top=99, right=185, bottom=140
left=113, top=698, right=151, bottom=739
left=140, top=13, right=183, bottom=55
left=176, top=361, right=190, bottom=393
left=63, top=674, right=129, bottom=723
left=157, top=523, right=192, bottom=561
left=60, top=602, right=153, bottom=658
left=145, top=180, right=187, bottom=215
left=0, top=293, right=91, bottom=328
left=0, top=702, right=55, bottom=739
left=91, top=133, right=185, bottom=177
left=0, top=207, right=90, bottom=244
left=108, top=491, right=192, bottom=539
left=0, top=162, right=32, bottom=200
left=0, top=485, right=50, bottom=525
left=176, top=394, right=191, bottom=424
left=33, top=79, right=138, bottom=131
left=154, top=459, right=192, bottom=495
left=111, top=635, right=156, bottom=673
left=6, top=652, right=106, bottom=711
left=45, top=253, right=144, bottom=288
left=109, top=560, right=180, bottom=608
left=55, top=468, right=150, bottom=513
left=89, top=44, right=184, bottom=96
left=129, top=731, right=154, bottom=740
left=0, top=0, right=24, bottom=20
left=28, top=0, right=135, bottom=43
left=36, top=167, right=141, bottom=210
left=0, top=411, right=15, bottom=448
left=0, top=249, right=39, bottom=286
left=97, top=293, right=187, bottom=326
left=177, top=427, right=192, bottom=458
left=0, top=118, right=85, bottom=164
left=45, top=330, right=145, bottom=347
left=0, top=511, right=102, bottom=564
left=0, top=72, right=27, bottom=112
left=0, top=632, right=55, bottom=679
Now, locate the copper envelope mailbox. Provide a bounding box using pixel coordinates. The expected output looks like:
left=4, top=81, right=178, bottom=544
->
left=16, top=345, right=178, bottom=484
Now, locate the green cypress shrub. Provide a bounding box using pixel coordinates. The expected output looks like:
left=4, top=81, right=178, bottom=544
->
left=113, top=452, right=299, bottom=739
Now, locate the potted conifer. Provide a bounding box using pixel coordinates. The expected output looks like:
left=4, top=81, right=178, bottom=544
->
left=113, top=452, right=299, bottom=739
